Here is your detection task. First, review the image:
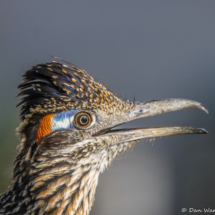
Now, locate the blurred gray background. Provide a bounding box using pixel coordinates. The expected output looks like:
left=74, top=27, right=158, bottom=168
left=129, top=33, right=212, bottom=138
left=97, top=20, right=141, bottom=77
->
left=0, top=1, right=214, bottom=215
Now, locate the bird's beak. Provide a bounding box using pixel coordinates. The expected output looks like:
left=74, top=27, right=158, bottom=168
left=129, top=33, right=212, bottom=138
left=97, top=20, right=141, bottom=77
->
left=97, top=99, right=208, bottom=142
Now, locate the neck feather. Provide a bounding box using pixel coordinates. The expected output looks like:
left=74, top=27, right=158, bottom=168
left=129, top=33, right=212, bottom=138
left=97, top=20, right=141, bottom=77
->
left=1, top=125, right=137, bottom=215
left=0, top=154, right=99, bottom=215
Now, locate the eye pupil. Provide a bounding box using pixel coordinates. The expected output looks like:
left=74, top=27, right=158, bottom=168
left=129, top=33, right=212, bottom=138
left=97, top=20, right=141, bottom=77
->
left=74, top=112, right=93, bottom=129
left=80, top=116, right=88, bottom=124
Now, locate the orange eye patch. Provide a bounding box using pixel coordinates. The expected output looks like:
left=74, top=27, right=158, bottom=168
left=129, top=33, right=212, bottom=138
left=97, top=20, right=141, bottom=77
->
left=35, top=114, right=53, bottom=145
left=35, top=110, right=77, bottom=145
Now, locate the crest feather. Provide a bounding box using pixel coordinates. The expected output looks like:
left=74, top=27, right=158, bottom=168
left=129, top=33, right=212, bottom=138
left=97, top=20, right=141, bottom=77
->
left=18, top=59, right=120, bottom=120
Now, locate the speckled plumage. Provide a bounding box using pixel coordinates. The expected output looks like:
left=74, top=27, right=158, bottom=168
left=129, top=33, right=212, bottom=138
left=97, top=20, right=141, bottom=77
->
left=0, top=59, right=208, bottom=215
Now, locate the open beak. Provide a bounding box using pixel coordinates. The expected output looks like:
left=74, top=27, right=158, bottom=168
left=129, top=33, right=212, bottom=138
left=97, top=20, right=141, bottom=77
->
left=99, top=99, right=208, bottom=142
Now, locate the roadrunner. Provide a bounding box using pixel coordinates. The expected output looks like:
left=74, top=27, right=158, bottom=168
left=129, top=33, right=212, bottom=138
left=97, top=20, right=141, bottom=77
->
left=0, top=59, right=208, bottom=215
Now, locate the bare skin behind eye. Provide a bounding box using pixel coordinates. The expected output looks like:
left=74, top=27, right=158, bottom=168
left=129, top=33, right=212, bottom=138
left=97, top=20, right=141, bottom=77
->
left=35, top=114, right=53, bottom=144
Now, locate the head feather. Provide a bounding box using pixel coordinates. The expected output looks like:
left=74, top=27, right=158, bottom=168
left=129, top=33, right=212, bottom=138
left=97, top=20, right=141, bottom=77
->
left=18, top=59, right=122, bottom=121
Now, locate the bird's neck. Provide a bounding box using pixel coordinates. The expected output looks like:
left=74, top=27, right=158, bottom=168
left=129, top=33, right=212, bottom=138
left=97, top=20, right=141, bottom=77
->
left=0, top=155, right=100, bottom=215
left=1, top=125, right=137, bottom=214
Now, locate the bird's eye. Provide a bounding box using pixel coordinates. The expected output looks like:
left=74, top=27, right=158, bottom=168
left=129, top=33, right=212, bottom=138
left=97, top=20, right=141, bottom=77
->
left=74, top=112, right=93, bottom=129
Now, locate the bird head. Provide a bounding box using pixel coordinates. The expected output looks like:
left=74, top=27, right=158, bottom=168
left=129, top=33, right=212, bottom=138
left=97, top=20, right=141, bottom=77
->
left=11, top=59, right=207, bottom=214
